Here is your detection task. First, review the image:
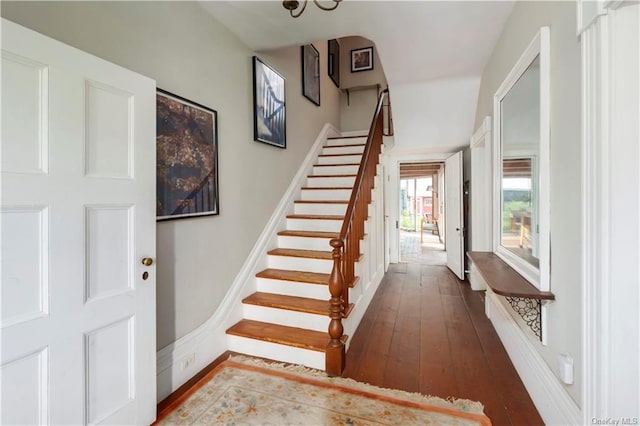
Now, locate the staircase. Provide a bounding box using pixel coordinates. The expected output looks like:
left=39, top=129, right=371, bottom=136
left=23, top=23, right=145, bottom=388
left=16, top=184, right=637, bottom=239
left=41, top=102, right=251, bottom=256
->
left=225, top=135, right=369, bottom=370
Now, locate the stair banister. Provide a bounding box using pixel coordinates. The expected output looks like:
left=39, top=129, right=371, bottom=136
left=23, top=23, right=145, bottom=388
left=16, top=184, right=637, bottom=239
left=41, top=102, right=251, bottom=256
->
left=326, top=88, right=389, bottom=376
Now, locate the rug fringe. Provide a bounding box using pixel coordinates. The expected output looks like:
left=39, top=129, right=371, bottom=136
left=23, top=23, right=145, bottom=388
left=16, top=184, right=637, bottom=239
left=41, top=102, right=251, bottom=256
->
left=227, top=354, right=485, bottom=415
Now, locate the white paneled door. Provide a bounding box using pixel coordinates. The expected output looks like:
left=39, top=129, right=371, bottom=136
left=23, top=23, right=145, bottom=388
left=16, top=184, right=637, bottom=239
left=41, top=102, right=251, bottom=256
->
left=445, top=151, right=465, bottom=280
left=1, top=19, right=157, bottom=425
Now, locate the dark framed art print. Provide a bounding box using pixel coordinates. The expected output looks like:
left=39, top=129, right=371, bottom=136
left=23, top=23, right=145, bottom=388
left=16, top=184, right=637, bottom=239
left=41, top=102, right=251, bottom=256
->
left=156, top=89, right=219, bottom=220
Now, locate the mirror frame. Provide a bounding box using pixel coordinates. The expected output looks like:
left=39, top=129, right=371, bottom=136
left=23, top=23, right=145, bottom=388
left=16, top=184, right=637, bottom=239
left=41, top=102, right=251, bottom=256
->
left=493, top=27, right=550, bottom=291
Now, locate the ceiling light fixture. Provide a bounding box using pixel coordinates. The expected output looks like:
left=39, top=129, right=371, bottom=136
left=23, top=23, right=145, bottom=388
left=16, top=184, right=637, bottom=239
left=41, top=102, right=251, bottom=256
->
left=282, top=0, right=343, bottom=18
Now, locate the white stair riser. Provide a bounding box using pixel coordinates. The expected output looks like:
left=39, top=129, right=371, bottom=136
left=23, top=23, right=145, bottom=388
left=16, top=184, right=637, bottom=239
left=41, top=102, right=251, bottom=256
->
left=286, top=218, right=342, bottom=232
left=313, top=164, right=359, bottom=175
left=326, top=137, right=367, bottom=146
left=255, top=278, right=359, bottom=301
left=227, top=335, right=325, bottom=370
left=268, top=255, right=333, bottom=274
left=256, top=278, right=329, bottom=299
left=243, top=305, right=329, bottom=332
left=306, top=176, right=356, bottom=187
left=278, top=236, right=334, bottom=251
left=301, top=189, right=351, bottom=201
left=294, top=202, right=347, bottom=216
left=322, top=145, right=365, bottom=156
left=317, top=154, right=362, bottom=165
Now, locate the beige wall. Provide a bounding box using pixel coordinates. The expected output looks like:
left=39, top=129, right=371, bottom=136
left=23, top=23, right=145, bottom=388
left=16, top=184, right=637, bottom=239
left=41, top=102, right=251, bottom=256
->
left=474, top=1, right=582, bottom=404
left=2, top=1, right=341, bottom=350
left=339, top=36, right=387, bottom=132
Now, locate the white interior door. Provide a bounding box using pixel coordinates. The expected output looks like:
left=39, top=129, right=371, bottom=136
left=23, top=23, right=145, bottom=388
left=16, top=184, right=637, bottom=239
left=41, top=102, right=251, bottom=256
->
left=445, top=151, right=464, bottom=279
left=1, top=19, right=157, bottom=425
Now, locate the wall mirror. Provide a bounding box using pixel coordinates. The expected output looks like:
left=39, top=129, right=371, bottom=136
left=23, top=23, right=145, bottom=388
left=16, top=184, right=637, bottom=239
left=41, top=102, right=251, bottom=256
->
left=493, top=27, right=550, bottom=291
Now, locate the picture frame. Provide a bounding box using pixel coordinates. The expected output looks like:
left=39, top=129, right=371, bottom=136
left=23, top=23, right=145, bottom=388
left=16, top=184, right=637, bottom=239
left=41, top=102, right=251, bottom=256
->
left=253, top=56, right=286, bottom=148
left=156, top=89, right=219, bottom=221
left=301, top=44, right=320, bottom=106
left=350, top=46, right=374, bottom=73
left=328, top=39, right=340, bottom=88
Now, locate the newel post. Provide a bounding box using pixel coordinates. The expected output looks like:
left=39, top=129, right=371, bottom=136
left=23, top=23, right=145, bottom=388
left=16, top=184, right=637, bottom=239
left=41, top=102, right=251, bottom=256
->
left=326, top=238, right=346, bottom=376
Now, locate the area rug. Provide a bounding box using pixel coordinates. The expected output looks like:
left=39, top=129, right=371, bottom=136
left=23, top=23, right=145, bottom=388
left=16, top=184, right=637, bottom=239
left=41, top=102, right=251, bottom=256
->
left=156, top=355, right=491, bottom=425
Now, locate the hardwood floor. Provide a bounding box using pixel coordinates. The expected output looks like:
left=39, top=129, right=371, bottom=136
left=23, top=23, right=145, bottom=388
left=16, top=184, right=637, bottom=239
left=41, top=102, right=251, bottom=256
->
left=342, top=262, right=544, bottom=425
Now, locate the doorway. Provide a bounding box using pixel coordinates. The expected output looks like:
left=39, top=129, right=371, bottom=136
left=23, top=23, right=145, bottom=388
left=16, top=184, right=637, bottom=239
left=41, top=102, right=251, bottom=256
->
left=398, top=162, right=445, bottom=265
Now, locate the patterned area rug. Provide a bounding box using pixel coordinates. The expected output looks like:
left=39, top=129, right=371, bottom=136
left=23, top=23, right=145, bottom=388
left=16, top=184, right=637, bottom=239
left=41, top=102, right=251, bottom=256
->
left=156, top=355, right=491, bottom=425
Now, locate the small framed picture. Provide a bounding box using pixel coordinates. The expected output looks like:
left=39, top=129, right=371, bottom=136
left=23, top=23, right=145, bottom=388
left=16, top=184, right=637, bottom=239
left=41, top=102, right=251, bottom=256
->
left=328, top=39, right=340, bottom=88
left=350, top=46, right=374, bottom=73
left=253, top=56, right=286, bottom=148
left=156, top=89, right=219, bottom=221
left=301, top=44, right=320, bottom=106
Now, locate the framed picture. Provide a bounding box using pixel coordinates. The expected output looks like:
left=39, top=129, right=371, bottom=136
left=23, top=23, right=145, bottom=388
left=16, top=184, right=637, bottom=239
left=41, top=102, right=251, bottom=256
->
left=253, top=56, right=286, bottom=148
left=156, top=89, right=219, bottom=221
left=301, top=44, right=320, bottom=106
left=328, top=39, right=340, bottom=88
left=351, top=46, right=374, bottom=73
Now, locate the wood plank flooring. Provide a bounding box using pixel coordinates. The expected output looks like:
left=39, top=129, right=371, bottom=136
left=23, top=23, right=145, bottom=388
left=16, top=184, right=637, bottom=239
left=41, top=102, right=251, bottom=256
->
left=342, top=262, right=544, bottom=425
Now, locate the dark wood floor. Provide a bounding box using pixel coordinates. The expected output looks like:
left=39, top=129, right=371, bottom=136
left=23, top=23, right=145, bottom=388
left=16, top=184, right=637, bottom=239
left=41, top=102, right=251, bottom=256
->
left=342, top=262, right=544, bottom=425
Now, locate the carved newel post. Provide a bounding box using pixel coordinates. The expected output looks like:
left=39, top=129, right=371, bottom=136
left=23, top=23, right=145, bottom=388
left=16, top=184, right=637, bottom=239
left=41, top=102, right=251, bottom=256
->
left=326, top=238, right=346, bottom=376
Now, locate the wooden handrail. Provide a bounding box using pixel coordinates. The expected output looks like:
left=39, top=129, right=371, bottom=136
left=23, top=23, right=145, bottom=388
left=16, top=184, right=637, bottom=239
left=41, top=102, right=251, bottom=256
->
left=326, top=88, right=388, bottom=376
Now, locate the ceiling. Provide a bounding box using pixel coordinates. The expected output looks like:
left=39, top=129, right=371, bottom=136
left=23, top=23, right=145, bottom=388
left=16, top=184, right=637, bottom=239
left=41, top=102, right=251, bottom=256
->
left=200, top=0, right=515, bottom=151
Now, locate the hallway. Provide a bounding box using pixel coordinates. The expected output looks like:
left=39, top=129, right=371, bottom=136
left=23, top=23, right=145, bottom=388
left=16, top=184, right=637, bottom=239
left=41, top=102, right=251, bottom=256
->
left=399, top=229, right=446, bottom=265
left=342, top=262, right=544, bottom=425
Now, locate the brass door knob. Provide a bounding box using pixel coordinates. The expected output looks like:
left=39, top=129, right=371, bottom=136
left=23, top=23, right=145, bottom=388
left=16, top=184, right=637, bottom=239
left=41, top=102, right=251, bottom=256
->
left=141, top=257, right=153, bottom=266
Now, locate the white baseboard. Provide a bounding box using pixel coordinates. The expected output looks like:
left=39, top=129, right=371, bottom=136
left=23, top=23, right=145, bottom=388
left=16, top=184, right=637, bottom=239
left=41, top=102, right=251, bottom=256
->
left=156, top=123, right=340, bottom=401
left=485, top=290, right=582, bottom=425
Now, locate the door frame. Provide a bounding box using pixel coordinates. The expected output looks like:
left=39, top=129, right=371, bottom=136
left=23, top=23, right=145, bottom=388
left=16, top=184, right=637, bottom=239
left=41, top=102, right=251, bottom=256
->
left=383, top=151, right=453, bottom=264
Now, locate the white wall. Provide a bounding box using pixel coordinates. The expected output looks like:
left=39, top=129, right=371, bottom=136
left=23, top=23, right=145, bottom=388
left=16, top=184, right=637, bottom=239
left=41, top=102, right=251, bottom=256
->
left=390, top=77, right=480, bottom=153
left=474, top=1, right=582, bottom=405
left=339, top=36, right=387, bottom=132
left=1, top=1, right=341, bottom=351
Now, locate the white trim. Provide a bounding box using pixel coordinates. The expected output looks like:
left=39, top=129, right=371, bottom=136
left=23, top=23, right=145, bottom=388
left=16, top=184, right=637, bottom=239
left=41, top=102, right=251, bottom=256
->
left=470, top=117, right=492, bottom=254
left=155, top=123, right=340, bottom=401
left=492, top=27, right=551, bottom=293
left=485, top=290, right=582, bottom=425
left=383, top=152, right=451, bottom=264
left=580, top=3, right=640, bottom=421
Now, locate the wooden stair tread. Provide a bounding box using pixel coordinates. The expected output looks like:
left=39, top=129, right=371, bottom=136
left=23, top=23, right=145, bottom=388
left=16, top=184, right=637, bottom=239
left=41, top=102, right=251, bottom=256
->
left=243, top=292, right=328, bottom=315
left=256, top=268, right=330, bottom=284
left=307, top=174, right=357, bottom=178
left=323, top=144, right=366, bottom=148
left=294, top=200, right=348, bottom=204
left=287, top=214, right=344, bottom=220
left=327, top=135, right=367, bottom=139
left=226, top=320, right=332, bottom=352
left=268, top=248, right=332, bottom=260
left=256, top=268, right=359, bottom=287
left=314, top=163, right=360, bottom=167
left=278, top=230, right=339, bottom=239
left=318, top=152, right=362, bottom=159
left=301, top=186, right=352, bottom=190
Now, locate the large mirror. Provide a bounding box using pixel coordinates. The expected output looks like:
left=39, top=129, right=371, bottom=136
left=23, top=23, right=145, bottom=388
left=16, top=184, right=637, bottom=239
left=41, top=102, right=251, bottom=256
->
left=493, top=28, right=550, bottom=291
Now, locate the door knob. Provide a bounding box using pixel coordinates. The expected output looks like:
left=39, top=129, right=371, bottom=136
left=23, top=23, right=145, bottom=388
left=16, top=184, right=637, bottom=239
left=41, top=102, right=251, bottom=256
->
left=141, top=257, right=153, bottom=266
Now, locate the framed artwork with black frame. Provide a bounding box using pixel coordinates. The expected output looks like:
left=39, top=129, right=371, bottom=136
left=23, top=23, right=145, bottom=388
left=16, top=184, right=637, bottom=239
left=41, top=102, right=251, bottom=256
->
left=301, top=44, right=320, bottom=106
left=328, top=39, right=340, bottom=88
left=351, top=46, right=374, bottom=72
left=156, top=89, right=219, bottom=221
left=253, top=56, right=286, bottom=148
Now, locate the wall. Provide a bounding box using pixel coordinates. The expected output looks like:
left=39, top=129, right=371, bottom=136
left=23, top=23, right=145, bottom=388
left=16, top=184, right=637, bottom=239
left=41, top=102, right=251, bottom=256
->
left=473, top=1, right=582, bottom=405
left=338, top=36, right=387, bottom=132
left=1, top=1, right=341, bottom=351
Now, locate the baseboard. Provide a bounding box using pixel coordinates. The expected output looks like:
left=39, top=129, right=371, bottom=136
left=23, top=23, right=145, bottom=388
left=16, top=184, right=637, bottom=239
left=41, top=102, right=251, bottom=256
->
left=156, top=123, right=340, bottom=401
left=485, top=290, right=582, bottom=424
